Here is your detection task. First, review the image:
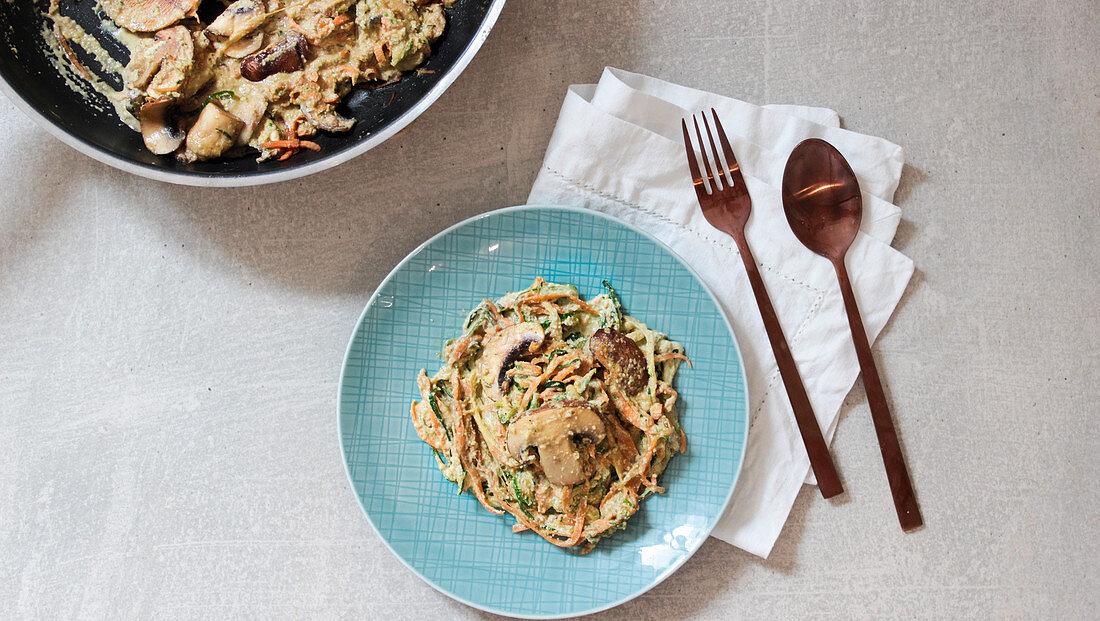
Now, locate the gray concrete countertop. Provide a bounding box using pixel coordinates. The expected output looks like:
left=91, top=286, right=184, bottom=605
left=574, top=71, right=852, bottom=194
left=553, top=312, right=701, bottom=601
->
left=2, top=1, right=1096, bottom=618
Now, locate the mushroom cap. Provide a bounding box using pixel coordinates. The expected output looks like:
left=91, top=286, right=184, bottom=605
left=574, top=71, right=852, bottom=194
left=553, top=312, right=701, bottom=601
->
left=185, top=103, right=245, bottom=159
left=103, top=0, right=200, bottom=33
left=506, top=400, right=606, bottom=486
left=588, top=328, right=648, bottom=394
left=240, top=33, right=309, bottom=82
left=138, top=98, right=184, bottom=155
left=476, top=322, right=544, bottom=401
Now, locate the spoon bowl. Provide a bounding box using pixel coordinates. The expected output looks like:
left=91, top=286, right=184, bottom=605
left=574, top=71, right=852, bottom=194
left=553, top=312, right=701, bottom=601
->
left=782, top=139, right=863, bottom=261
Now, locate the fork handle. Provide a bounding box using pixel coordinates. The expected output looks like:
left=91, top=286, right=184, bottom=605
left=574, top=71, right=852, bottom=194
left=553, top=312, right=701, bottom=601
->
left=833, top=258, right=922, bottom=531
left=732, top=232, right=844, bottom=499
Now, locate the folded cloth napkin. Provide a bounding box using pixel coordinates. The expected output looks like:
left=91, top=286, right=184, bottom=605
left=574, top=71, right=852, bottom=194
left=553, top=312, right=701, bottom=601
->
left=527, top=68, right=914, bottom=558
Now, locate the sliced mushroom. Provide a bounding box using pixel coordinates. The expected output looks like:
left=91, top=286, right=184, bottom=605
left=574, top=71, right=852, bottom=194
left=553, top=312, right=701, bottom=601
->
left=139, top=98, right=184, bottom=155
left=184, top=103, right=245, bottom=160
left=476, top=322, right=544, bottom=401
left=225, top=30, right=265, bottom=58
left=506, top=401, right=606, bottom=487
left=230, top=94, right=270, bottom=147
left=206, top=0, right=267, bottom=57
left=206, top=0, right=266, bottom=39
left=240, top=32, right=309, bottom=82
left=126, top=25, right=195, bottom=98
left=588, top=328, right=648, bottom=394
left=102, top=0, right=199, bottom=33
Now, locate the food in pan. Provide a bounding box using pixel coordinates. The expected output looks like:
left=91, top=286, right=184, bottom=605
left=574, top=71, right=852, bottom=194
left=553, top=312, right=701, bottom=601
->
left=46, top=0, right=454, bottom=162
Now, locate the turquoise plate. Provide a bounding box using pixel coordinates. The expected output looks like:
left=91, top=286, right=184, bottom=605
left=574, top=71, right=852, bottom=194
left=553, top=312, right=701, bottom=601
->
left=339, top=205, right=748, bottom=618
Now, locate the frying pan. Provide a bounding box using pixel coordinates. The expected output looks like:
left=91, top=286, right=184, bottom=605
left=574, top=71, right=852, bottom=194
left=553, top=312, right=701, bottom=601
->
left=0, top=0, right=505, bottom=186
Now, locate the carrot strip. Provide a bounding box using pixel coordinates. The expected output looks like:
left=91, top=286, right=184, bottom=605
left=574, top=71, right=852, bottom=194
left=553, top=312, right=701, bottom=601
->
left=334, top=64, right=360, bottom=79
left=263, top=139, right=300, bottom=149
left=641, top=474, right=665, bottom=494
left=656, top=352, right=693, bottom=367
left=551, top=359, right=582, bottom=382
left=658, top=385, right=678, bottom=411
left=604, top=410, right=638, bottom=459
left=512, top=361, right=542, bottom=375
left=445, top=335, right=472, bottom=364
left=561, top=497, right=588, bottom=547
left=518, top=357, right=565, bottom=410
left=484, top=298, right=506, bottom=324
left=638, top=429, right=659, bottom=480
left=465, top=466, right=502, bottom=515
left=410, top=402, right=446, bottom=451
left=611, top=387, right=651, bottom=431
left=451, top=379, right=503, bottom=515
left=648, top=403, right=665, bottom=421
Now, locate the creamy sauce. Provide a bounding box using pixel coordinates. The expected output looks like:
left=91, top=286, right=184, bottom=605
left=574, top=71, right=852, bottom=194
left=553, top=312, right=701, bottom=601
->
left=44, top=0, right=455, bottom=161
left=43, top=10, right=139, bottom=129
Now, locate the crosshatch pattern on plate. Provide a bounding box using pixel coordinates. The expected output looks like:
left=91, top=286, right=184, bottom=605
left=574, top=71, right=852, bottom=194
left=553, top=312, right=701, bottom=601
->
left=340, top=207, right=748, bottom=617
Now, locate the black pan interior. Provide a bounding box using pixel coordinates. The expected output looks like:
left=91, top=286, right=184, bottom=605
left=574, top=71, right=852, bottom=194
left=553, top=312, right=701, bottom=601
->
left=0, top=0, right=494, bottom=178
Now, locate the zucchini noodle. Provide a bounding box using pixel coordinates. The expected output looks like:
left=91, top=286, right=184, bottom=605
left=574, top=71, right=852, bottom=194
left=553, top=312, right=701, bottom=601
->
left=410, top=278, right=689, bottom=552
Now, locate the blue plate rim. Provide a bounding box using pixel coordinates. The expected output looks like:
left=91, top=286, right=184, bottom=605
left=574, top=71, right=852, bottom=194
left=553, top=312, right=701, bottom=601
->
left=336, top=204, right=750, bottom=619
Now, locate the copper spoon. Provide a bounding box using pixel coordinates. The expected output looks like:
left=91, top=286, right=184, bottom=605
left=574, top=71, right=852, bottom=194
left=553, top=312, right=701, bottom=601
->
left=781, top=139, right=923, bottom=531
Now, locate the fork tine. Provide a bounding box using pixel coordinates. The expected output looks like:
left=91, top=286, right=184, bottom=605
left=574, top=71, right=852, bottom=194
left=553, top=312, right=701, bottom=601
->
left=681, top=119, right=707, bottom=200
left=711, top=109, right=744, bottom=186
left=701, top=114, right=729, bottom=189
left=693, top=116, right=716, bottom=192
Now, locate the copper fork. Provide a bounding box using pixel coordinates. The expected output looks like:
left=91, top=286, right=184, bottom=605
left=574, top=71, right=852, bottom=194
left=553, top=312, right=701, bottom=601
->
left=681, top=109, right=844, bottom=499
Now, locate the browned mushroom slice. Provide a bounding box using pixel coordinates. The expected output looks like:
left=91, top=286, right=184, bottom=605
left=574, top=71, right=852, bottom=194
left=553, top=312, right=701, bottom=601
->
left=506, top=401, right=606, bottom=486
left=240, top=33, right=309, bottom=82
left=184, top=103, right=245, bottom=160
left=102, top=0, right=199, bottom=33
left=138, top=98, right=184, bottom=155
left=476, top=322, right=544, bottom=401
left=588, top=328, right=648, bottom=394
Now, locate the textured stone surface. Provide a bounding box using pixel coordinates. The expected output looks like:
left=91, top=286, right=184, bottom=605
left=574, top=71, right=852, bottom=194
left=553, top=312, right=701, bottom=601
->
left=1, top=0, right=1097, bottom=618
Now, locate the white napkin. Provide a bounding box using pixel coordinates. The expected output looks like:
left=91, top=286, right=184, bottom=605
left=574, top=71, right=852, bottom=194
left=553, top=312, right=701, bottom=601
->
left=527, top=68, right=914, bottom=558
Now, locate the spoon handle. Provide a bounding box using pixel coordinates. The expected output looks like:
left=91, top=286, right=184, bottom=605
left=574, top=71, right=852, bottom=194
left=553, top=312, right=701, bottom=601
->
left=833, top=259, right=923, bottom=531
left=732, top=232, right=844, bottom=499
